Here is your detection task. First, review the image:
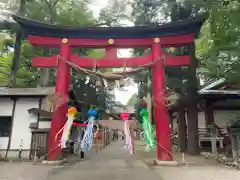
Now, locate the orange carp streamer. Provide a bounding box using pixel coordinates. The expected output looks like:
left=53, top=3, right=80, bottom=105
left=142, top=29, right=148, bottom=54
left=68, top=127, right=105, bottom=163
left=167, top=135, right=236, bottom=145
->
left=68, top=107, right=77, bottom=118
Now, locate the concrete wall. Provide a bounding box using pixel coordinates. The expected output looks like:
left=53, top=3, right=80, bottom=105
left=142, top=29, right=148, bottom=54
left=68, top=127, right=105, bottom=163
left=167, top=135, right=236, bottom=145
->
left=38, top=121, right=51, bottom=129
left=0, top=98, right=14, bottom=116
left=173, top=110, right=240, bottom=134
left=0, top=97, right=40, bottom=158
left=8, top=98, right=39, bottom=158
left=0, top=98, right=14, bottom=157
left=198, top=112, right=206, bottom=129
left=198, top=110, right=240, bottom=129
left=214, top=110, right=240, bottom=128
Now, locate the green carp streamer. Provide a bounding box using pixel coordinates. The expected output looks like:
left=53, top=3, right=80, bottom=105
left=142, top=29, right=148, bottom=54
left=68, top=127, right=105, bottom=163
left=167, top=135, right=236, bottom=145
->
left=140, top=108, right=156, bottom=151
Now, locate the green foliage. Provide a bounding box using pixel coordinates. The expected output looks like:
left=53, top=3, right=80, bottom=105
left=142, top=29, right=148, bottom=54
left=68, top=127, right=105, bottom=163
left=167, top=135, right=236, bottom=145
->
left=54, top=0, right=96, bottom=26
left=0, top=0, right=102, bottom=87
left=0, top=53, right=12, bottom=86
left=131, top=0, right=191, bottom=103
left=130, top=0, right=240, bottom=93
left=98, top=0, right=131, bottom=26
left=87, top=49, right=105, bottom=58
left=195, top=1, right=240, bottom=82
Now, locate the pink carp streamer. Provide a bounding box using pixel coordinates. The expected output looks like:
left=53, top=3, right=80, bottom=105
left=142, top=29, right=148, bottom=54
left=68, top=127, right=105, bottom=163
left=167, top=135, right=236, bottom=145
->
left=124, top=120, right=133, bottom=154
left=121, top=112, right=133, bottom=155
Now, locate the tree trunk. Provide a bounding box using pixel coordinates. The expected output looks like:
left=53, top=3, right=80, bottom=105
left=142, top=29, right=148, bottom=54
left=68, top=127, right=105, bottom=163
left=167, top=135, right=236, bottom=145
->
left=99, top=78, right=106, bottom=109
left=230, top=135, right=239, bottom=161
left=9, top=0, right=26, bottom=87
left=147, top=76, right=152, bottom=124
left=178, top=106, right=187, bottom=152
left=38, top=0, right=58, bottom=87
left=204, top=100, right=214, bottom=126
left=38, top=47, right=50, bottom=87
left=38, top=68, right=50, bottom=87
left=9, top=31, right=22, bottom=87
left=186, top=42, right=200, bottom=155
left=82, top=80, right=90, bottom=121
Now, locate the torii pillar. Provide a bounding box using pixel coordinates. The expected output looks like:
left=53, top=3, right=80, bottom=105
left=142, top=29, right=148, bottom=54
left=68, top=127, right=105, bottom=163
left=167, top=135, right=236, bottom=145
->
left=152, top=38, right=172, bottom=160
left=48, top=38, right=70, bottom=160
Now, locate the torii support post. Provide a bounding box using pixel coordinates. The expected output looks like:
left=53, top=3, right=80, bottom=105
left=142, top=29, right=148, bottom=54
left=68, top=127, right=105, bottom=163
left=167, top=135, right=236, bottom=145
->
left=48, top=39, right=70, bottom=160
left=152, top=38, right=172, bottom=160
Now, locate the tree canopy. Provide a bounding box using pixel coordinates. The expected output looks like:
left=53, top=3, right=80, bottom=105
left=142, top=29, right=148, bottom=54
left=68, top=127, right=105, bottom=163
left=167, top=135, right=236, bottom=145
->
left=0, top=0, right=100, bottom=87
left=130, top=0, right=240, bottom=100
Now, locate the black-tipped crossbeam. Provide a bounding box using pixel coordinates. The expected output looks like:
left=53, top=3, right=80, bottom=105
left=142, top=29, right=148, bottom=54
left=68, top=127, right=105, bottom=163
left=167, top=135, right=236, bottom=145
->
left=12, top=14, right=205, bottom=39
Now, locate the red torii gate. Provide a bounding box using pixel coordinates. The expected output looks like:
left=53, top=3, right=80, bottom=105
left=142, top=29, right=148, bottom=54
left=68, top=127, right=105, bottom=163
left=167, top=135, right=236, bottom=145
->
left=13, top=15, right=204, bottom=161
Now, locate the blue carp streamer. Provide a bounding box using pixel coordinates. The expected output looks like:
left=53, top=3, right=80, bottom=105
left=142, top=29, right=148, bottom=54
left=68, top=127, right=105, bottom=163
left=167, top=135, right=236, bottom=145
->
left=80, top=116, right=95, bottom=151
left=80, top=109, right=98, bottom=152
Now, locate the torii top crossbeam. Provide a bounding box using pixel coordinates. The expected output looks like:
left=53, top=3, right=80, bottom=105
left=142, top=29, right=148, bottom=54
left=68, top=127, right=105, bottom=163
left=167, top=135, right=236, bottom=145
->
left=13, top=14, right=205, bottom=162
left=13, top=15, right=205, bottom=69
left=13, top=15, right=204, bottom=39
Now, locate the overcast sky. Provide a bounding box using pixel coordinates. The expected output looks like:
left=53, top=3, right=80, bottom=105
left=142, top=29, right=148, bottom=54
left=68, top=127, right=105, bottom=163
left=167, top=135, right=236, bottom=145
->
left=88, top=0, right=108, bottom=18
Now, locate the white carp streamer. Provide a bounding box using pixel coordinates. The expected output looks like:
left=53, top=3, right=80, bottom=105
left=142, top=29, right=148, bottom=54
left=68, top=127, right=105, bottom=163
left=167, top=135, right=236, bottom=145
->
left=60, top=115, right=75, bottom=148
left=80, top=117, right=95, bottom=152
